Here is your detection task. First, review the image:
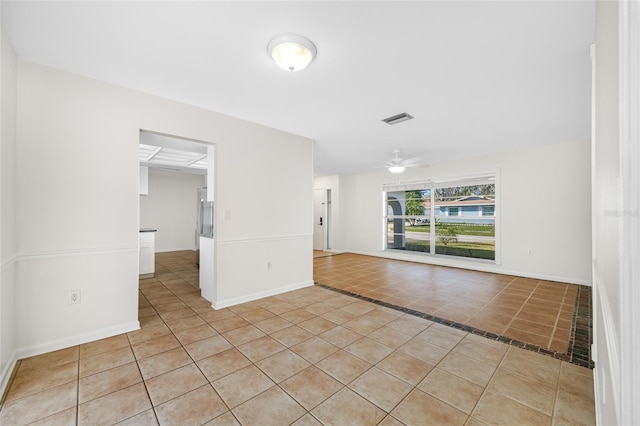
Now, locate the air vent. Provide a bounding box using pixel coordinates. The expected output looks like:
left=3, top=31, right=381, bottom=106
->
left=382, top=112, right=414, bottom=125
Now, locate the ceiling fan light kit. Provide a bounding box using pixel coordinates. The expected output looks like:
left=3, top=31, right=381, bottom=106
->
left=385, top=149, right=423, bottom=174
left=268, top=34, right=317, bottom=72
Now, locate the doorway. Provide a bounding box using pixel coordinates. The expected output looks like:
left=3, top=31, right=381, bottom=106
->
left=313, top=188, right=331, bottom=251
left=138, top=130, right=215, bottom=301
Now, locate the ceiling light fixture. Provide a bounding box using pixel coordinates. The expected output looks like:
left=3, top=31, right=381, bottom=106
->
left=388, top=165, right=406, bottom=174
left=268, top=34, right=317, bottom=72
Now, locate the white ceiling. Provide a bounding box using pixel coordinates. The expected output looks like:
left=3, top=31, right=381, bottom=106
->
left=1, top=1, right=595, bottom=176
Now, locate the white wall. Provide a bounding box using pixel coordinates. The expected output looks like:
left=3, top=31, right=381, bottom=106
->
left=330, top=140, right=591, bottom=285
left=592, top=2, right=640, bottom=424
left=0, top=27, right=18, bottom=396
left=139, top=169, right=205, bottom=252
left=592, top=3, right=619, bottom=424
left=13, top=60, right=313, bottom=360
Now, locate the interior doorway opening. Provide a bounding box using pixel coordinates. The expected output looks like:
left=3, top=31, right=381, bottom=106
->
left=313, top=188, right=331, bottom=251
left=138, top=129, right=216, bottom=302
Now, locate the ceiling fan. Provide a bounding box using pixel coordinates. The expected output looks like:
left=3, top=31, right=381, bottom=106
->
left=384, top=149, right=424, bottom=173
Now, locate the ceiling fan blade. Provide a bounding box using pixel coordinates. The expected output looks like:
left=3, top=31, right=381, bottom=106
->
left=382, top=150, right=425, bottom=171
left=385, top=158, right=403, bottom=166
left=402, top=157, right=424, bottom=166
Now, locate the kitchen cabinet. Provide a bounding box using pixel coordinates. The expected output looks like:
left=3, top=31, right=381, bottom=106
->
left=139, top=229, right=156, bottom=278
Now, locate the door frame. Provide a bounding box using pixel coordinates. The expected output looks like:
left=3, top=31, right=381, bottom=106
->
left=313, top=188, right=331, bottom=251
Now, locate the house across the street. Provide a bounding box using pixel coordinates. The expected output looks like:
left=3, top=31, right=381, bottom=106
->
left=425, top=195, right=496, bottom=224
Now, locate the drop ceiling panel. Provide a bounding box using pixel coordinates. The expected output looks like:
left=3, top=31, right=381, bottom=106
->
left=139, top=145, right=208, bottom=173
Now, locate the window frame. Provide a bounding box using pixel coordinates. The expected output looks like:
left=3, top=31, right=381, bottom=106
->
left=382, top=172, right=500, bottom=264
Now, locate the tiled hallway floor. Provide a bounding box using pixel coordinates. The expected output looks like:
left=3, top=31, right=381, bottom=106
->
left=1, top=251, right=595, bottom=425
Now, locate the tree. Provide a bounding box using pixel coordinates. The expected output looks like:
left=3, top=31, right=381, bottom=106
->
left=405, top=191, right=426, bottom=226
left=436, top=226, right=458, bottom=254
left=435, top=184, right=495, bottom=202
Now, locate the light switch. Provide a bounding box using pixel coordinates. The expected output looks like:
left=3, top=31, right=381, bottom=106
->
left=223, top=210, right=231, bottom=221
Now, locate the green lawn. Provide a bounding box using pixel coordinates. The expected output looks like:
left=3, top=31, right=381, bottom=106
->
left=399, top=240, right=496, bottom=260
left=404, top=223, right=495, bottom=237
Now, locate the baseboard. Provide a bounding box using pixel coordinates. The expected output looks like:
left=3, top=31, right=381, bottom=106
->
left=155, top=248, right=196, bottom=253
left=592, top=362, right=603, bottom=425
left=14, top=321, right=140, bottom=361
left=0, top=351, right=17, bottom=402
left=349, top=250, right=591, bottom=286
left=595, top=279, right=621, bottom=422
left=212, top=280, right=314, bottom=310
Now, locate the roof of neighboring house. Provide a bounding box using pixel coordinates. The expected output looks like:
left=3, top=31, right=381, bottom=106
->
left=423, top=195, right=495, bottom=208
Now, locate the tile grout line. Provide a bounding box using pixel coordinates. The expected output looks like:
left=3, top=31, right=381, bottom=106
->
left=134, top=291, right=163, bottom=426
left=501, top=279, right=541, bottom=333
left=549, top=357, right=564, bottom=422
left=464, top=340, right=510, bottom=422
left=426, top=330, right=490, bottom=421
left=464, top=274, right=518, bottom=327
left=549, top=287, right=578, bottom=352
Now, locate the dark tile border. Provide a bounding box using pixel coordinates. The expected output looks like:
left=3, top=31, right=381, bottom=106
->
left=568, top=284, right=594, bottom=368
left=314, top=281, right=593, bottom=369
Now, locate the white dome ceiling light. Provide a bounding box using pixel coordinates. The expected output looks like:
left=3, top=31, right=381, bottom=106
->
left=268, top=34, right=317, bottom=72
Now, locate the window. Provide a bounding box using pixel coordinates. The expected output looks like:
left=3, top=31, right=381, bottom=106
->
left=384, top=175, right=497, bottom=261
left=482, top=205, right=495, bottom=216
left=386, top=189, right=431, bottom=253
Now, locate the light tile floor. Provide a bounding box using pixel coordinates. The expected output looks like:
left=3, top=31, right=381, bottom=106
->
left=0, top=251, right=595, bottom=425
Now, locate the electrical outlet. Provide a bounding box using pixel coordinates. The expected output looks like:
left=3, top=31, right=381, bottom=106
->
left=266, top=260, right=272, bottom=271
left=69, top=289, right=81, bottom=305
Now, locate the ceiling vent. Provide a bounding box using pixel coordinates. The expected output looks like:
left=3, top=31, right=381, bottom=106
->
left=382, top=112, right=414, bottom=125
